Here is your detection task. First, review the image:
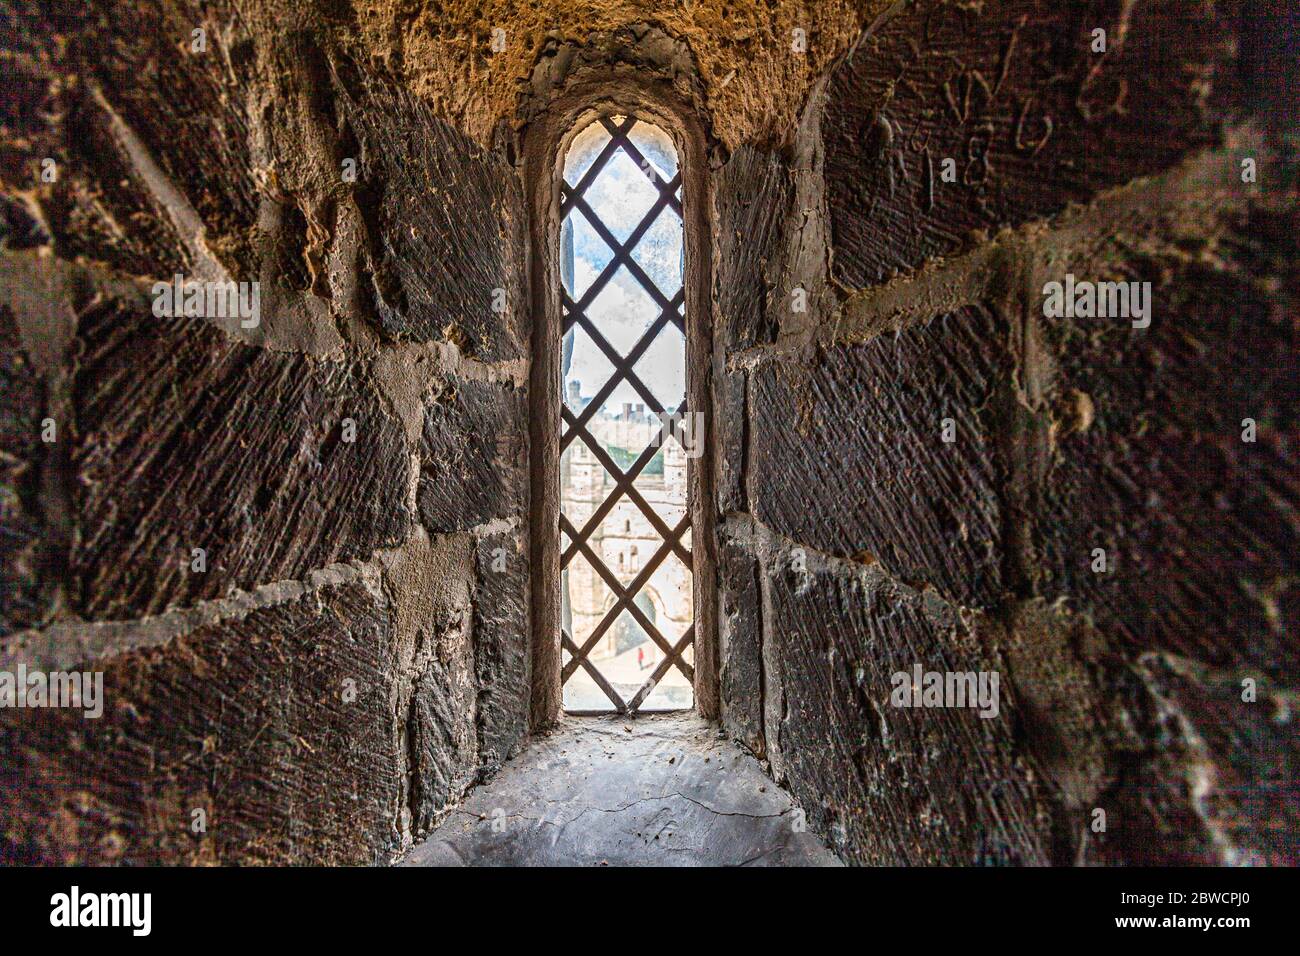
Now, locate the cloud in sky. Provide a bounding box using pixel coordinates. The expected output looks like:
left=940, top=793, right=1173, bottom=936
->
left=564, top=121, right=685, bottom=413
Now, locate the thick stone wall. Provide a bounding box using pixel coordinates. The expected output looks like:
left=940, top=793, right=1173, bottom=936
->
left=713, top=0, right=1299, bottom=865
left=3, top=0, right=1297, bottom=868
left=0, top=0, right=531, bottom=864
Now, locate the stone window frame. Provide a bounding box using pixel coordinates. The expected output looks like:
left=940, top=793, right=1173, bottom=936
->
left=524, top=83, right=719, bottom=727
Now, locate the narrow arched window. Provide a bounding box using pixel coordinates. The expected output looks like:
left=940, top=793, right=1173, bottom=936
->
left=556, top=115, right=695, bottom=714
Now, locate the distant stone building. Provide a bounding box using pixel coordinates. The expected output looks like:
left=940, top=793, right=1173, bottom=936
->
left=561, top=393, right=692, bottom=672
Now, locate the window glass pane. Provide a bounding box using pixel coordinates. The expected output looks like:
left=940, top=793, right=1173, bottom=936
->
left=558, top=116, right=693, bottom=713
left=629, top=206, right=684, bottom=299
left=563, top=121, right=612, bottom=187
left=627, top=120, right=679, bottom=181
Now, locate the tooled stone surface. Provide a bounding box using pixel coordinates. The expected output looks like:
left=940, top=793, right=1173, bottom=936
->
left=715, top=368, right=747, bottom=517
left=472, top=530, right=531, bottom=773
left=70, top=295, right=412, bottom=620
left=337, top=66, right=527, bottom=358
left=1036, top=201, right=1300, bottom=683
left=822, top=0, right=1238, bottom=287
left=748, top=305, right=1008, bottom=610
left=0, top=572, right=402, bottom=865
left=418, top=377, right=526, bottom=534
left=716, top=528, right=764, bottom=759
left=403, top=602, right=479, bottom=834
left=757, top=543, right=1052, bottom=866
left=714, top=147, right=792, bottom=351
left=63, top=0, right=257, bottom=277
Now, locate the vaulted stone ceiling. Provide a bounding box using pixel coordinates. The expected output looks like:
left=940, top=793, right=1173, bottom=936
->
left=348, top=0, right=879, bottom=148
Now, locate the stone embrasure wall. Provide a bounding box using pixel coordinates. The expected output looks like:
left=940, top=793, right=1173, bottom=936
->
left=3, top=0, right=1298, bottom=869
left=713, top=0, right=1300, bottom=865
left=0, top=0, right=529, bottom=864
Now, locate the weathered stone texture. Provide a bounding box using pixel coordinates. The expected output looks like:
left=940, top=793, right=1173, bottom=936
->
left=763, top=543, right=1052, bottom=865
left=712, top=0, right=1300, bottom=867
left=71, top=296, right=412, bottom=620
left=5, top=0, right=260, bottom=277
left=822, top=0, right=1237, bottom=286
left=0, top=573, right=402, bottom=865
left=89, top=0, right=258, bottom=275
left=418, top=378, right=526, bottom=534
left=0, top=307, right=53, bottom=634
left=378, top=528, right=487, bottom=840
left=0, top=46, right=191, bottom=274
left=2, top=0, right=1295, bottom=870
left=1037, top=202, right=1300, bottom=682
left=749, top=305, right=1008, bottom=609
left=716, top=529, right=763, bottom=758
left=1086, top=654, right=1300, bottom=866
left=0, top=0, right=539, bottom=870
left=404, top=603, right=478, bottom=833
left=714, top=147, right=791, bottom=350
left=472, top=531, right=530, bottom=772
left=339, top=70, right=526, bottom=359
left=715, top=369, right=746, bottom=516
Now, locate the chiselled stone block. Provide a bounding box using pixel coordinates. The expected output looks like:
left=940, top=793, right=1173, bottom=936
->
left=473, top=530, right=530, bottom=772
left=71, top=296, right=412, bottom=620
left=81, top=0, right=259, bottom=276
left=764, top=543, right=1052, bottom=865
left=0, top=62, right=191, bottom=273
left=339, top=71, right=526, bottom=359
left=1037, top=202, right=1300, bottom=681
left=717, top=529, right=763, bottom=757
left=749, top=305, right=1008, bottom=609
left=0, top=573, right=402, bottom=865
left=418, top=378, right=526, bottom=534
left=714, top=147, right=791, bottom=350
left=404, top=602, right=478, bottom=833
left=716, top=368, right=747, bottom=516
left=0, top=4, right=195, bottom=273
left=823, top=0, right=1236, bottom=286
